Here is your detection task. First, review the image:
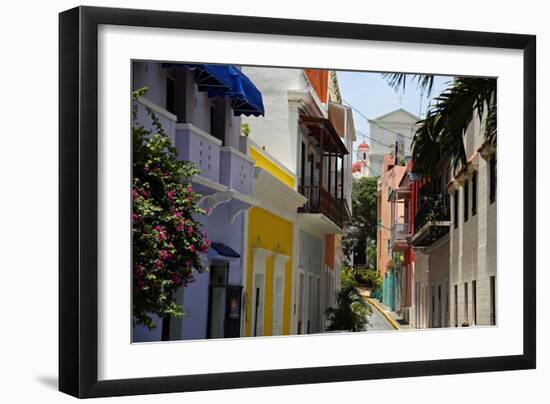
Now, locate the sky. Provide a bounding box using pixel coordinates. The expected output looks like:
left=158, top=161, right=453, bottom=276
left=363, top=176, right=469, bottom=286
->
left=336, top=71, right=453, bottom=158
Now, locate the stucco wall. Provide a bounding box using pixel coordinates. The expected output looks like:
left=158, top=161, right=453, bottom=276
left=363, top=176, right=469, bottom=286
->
left=241, top=67, right=308, bottom=174
left=245, top=207, right=294, bottom=337
left=450, top=153, right=497, bottom=327
left=429, top=237, right=450, bottom=328
left=412, top=251, right=430, bottom=329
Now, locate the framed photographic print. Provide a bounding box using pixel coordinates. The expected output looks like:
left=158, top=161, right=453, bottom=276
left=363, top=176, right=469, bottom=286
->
left=59, top=5, right=536, bottom=398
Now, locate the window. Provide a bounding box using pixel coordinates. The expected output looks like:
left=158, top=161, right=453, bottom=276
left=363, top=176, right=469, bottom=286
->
left=472, top=280, right=477, bottom=325
left=490, top=276, right=496, bottom=325
left=454, top=285, right=458, bottom=327
left=431, top=288, right=435, bottom=326
left=472, top=171, right=477, bottom=216
left=363, top=152, right=367, bottom=160
left=464, top=282, right=469, bottom=325
left=300, top=142, right=306, bottom=187
left=309, top=153, right=315, bottom=186
left=438, top=285, right=442, bottom=327
left=453, top=191, right=459, bottom=229
left=165, top=76, right=175, bottom=115
left=489, top=156, right=497, bottom=203
left=463, top=180, right=469, bottom=223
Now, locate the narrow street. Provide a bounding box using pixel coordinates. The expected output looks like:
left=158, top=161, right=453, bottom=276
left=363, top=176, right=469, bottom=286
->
left=365, top=300, right=395, bottom=331
left=358, top=288, right=397, bottom=332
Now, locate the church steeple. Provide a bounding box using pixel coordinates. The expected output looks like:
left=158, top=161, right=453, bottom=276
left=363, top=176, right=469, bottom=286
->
left=352, top=141, right=370, bottom=178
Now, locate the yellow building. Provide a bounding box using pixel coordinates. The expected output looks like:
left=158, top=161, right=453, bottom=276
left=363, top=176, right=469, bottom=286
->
left=243, top=140, right=307, bottom=337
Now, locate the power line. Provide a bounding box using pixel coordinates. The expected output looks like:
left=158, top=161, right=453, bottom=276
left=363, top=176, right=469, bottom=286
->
left=342, top=98, right=416, bottom=141
left=354, top=130, right=394, bottom=149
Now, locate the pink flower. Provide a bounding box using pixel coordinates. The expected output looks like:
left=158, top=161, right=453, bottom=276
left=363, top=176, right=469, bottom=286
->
left=142, top=190, right=151, bottom=198
left=188, top=185, right=193, bottom=193
left=154, top=225, right=167, bottom=241
left=199, top=239, right=210, bottom=253
left=155, top=259, right=163, bottom=269
left=132, top=213, right=139, bottom=223
left=176, top=225, right=184, bottom=232
left=174, top=211, right=182, bottom=218
left=159, top=250, right=172, bottom=260
left=188, top=244, right=196, bottom=253
left=172, top=274, right=182, bottom=286
left=204, top=208, right=210, bottom=215
left=185, top=259, right=193, bottom=268
left=187, top=226, right=193, bottom=235
left=132, top=189, right=139, bottom=199
left=166, top=191, right=175, bottom=201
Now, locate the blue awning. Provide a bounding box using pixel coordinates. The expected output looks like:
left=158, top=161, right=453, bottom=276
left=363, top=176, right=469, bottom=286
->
left=162, top=63, right=264, bottom=117
left=210, top=242, right=241, bottom=259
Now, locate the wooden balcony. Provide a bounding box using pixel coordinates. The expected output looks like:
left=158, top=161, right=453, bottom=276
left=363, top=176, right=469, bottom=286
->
left=298, top=185, right=345, bottom=229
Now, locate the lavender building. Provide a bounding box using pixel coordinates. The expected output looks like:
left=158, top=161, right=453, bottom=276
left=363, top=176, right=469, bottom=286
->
left=132, top=62, right=264, bottom=341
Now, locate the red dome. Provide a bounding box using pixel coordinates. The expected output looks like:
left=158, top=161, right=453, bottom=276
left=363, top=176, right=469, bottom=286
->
left=358, top=142, right=369, bottom=150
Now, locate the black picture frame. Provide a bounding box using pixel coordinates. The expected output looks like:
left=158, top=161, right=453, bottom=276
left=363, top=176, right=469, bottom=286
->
left=59, top=5, right=536, bottom=398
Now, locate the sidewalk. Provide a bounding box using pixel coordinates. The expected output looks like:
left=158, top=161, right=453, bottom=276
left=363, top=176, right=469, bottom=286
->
left=368, top=297, right=411, bottom=330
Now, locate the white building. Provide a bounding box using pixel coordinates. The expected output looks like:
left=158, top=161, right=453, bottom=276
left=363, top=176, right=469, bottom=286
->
left=368, top=108, right=419, bottom=176
left=241, top=67, right=354, bottom=333
left=448, top=117, right=497, bottom=327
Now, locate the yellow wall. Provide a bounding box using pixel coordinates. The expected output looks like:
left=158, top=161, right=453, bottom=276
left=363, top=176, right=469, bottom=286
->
left=249, top=146, right=295, bottom=189
left=245, top=207, right=294, bottom=336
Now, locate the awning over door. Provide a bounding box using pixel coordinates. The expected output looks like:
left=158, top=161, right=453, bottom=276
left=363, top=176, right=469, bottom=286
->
left=207, top=242, right=241, bottom=262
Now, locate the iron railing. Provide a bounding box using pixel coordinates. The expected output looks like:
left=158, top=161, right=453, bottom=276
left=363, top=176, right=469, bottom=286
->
left=414, top=194, right=450, bottom=234
left=391, top=222, right=410, bottom=246
left=298, top=185, right=344, bottom=228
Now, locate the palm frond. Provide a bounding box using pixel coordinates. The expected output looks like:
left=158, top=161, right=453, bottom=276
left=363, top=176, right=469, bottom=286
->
left=412, top=77, right=497, bottom=178
left=382, top=73, right=435, bottom=96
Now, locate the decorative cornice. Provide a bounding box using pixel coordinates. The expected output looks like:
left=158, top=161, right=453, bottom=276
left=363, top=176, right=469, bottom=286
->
left=273, top=253, right=291, bottom=271
left=252, top=247, right=274, bottom=262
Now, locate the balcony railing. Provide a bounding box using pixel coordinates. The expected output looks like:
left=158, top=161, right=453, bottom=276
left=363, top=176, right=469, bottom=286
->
left=391, top=222, right=410, bottom=250
left=411, top=194, right=450, bottom=247
left=175, top=123, right=221, bottom=183
left=298, top=185, right=344, bottom=228
left=219, top=147, right=253, bottom=196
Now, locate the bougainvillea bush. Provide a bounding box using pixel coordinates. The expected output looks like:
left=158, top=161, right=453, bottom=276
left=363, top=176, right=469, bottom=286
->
left=132, top=88, right=210, bottom=330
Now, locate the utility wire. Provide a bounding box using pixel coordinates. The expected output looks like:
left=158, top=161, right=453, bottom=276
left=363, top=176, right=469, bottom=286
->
left=354, top=130, right=395, bottom=149
left=342, top=98, right=417, bottom=141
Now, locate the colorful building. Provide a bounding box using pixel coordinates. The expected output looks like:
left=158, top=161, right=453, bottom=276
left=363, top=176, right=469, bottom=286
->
left=242, top=139, right=306, bottom=336
left=377, top=154, right=408, bottom=313
left=131, top=61, right=264, bottom=341
left=408, top=161, right=452, bottom=328
left=242, top=67, right=354, bottom=334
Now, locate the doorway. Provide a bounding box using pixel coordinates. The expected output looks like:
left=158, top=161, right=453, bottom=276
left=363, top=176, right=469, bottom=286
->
left=207, top=261, right=243, bottom=339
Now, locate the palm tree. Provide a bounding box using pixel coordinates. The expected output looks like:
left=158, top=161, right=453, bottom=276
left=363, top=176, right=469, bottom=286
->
left=383, top=74, right=496, bottom=180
